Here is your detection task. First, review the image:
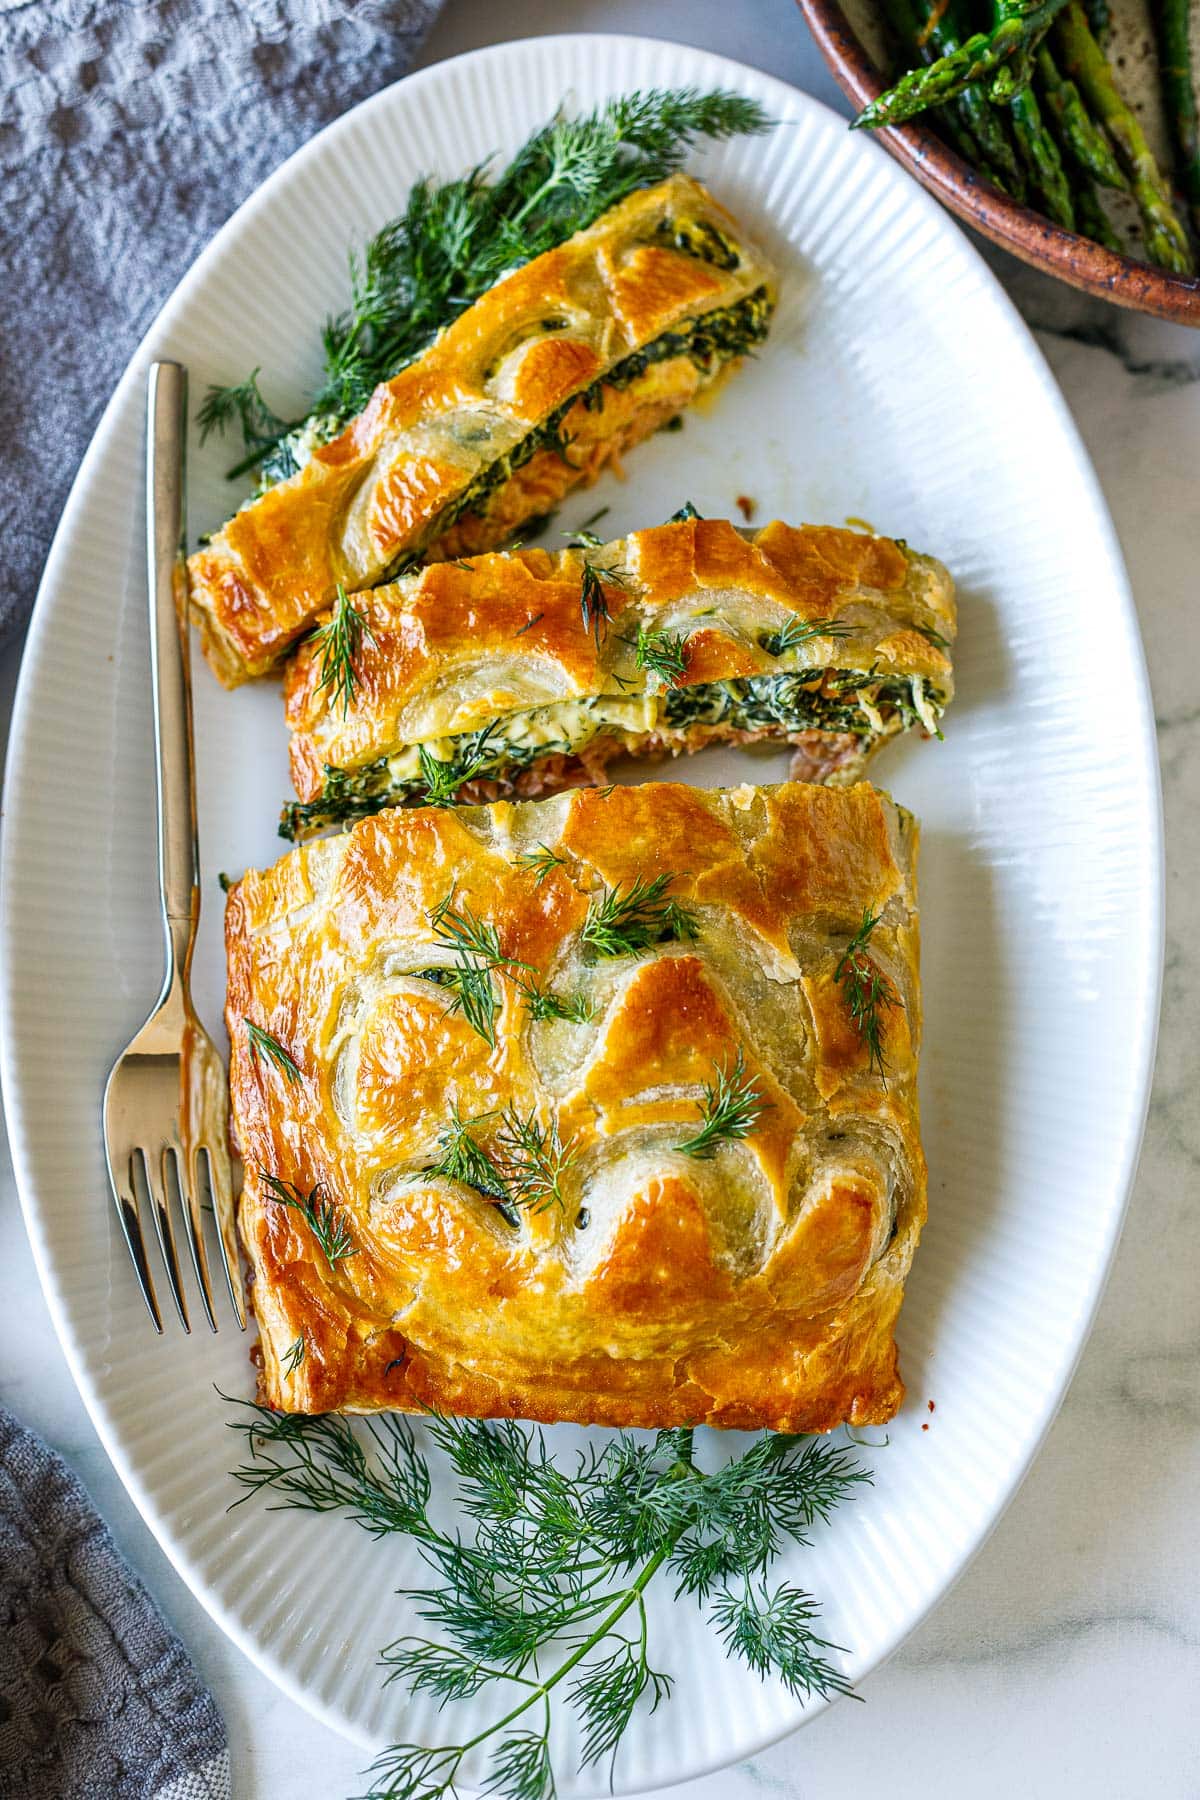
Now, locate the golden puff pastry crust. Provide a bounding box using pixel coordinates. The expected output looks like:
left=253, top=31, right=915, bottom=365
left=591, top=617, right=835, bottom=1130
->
left=227, top=779, right=927, bottom=1433
left=189, top=176, right=777, bottom=687
left=281, top=517, right=955, bottom=836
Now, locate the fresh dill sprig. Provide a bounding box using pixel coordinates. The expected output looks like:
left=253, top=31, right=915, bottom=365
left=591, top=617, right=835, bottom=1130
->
left=494, top=1105, right=577, bottom=1212
left=759, top=617, right=855, bottom=657
left=579, top=559, right=628, bottom=648
left=281, top=1334, right=307, bottom=1377
left=415, top=1102, right=578, bottom=1216
left=417, top=1105, right=509, bottom=1203
left=913, top=622, right=952, bottom=652
left=196, top=368, right=290, bottom=462
left=581, top=873, right=700, bottom=959
left=516, top=843, right=567, bottom=884
left=519, top=979, right=595, bottom=1025
left=311, top=585, right=374, bottom=717
left=225, top=1406, right=867, bottom=1799
left=416, top=725, right=499, bottom=807
left=258, top=1168, right=357, bottom=1269
left=428, top=895, right=532, bottom=1047
left=833, top=908, right=901, bottom=1080
left=201, top=90, right=772, bottom=485
left=633, top=625, right=690, bottom=689
left=244, top=1018, right=301, bottom=1084
left=675, top=1049, right=769, bottom=1159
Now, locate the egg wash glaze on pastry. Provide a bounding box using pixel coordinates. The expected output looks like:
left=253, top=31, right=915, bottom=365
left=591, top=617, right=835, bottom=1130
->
left=226, top=779, right=927, bottom=1434
left=189, top=175, right=777, bottom=687
left=280, top=516, right=955, bottom=837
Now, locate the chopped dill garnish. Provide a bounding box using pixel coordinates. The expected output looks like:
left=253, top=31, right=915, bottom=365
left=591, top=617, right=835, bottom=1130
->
left=514, top=612, right=544, bottom=637
left=913, top=623, right=952, bottom=652
left=494, top=1105, right=578, bottom=1213
left=517, top=843, right=567, bottom=884
left=218, top=871, right=233, bottom=893
left=244, top=1019, right=301, bottom=1084
left=427, top=894, right=532, bottom=1046
left=520, top=981, right=595, bottom=1025
left=759, top=617, right=854, bottom=657
left=579, top=558, right=628, bottom=647
left=258, top=1169, right=357, bottom=1268
left=311, top=585, right=374, bottom=718
left=200, top=90, right=772, bottom=485
left=225, top=1405, right=866, bottom=1799
left=417, top=1105, right=509, bottom=1203
left=833, top=907, right=901, bottom=1079
left=633, top=625, right=690, bottom=689
left=675, top=1050, right=768, bottom=1159
left=668, top=500, right=703, bottom=521
left=416, top=724, right=499, bottom=807
left=415, top=1102, right=577, bottom=1217
left=281, top=1334, right=306, bottom=1377
left=581, top=873, right=700, bottom=959
left=196, top=368, right=289, bottom=468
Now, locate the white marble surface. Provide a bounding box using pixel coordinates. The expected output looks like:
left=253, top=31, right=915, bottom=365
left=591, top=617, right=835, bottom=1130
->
left=2, top=2, right=1199, bottom=1795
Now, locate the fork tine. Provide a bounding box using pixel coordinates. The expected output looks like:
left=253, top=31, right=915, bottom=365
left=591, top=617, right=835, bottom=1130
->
left=200, top=1143, right=246, bottom=1330
left=139, top=1146, right=190, bottom=1332
left=110, top=1153, right=164, bottom=1334
left=171, top=1144, right=217, bottom=1334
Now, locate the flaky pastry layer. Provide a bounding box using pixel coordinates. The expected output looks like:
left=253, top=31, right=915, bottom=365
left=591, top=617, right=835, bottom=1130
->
left=227, top=780, right=926, bottom=1432
left=189, top=175, right=776, bottom=685
left=281, top=517, right=954, bottom=836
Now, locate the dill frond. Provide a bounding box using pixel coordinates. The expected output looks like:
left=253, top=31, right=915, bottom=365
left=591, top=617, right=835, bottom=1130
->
left=675, top=1049, right=768, bottom=1159
left=833, top=907, right=902, bottom=1079
left=633, top=625, right=690, bottom=689
left=493, top=1106, right=577, bottom=1213
left=258, top=1168, right=357, bottom=1268
left=516, top=843, right=567, bottom=884
left=581, top=873, right=700, bottom=959
left=225, top=1405, right=868, bottom=1800
left=311, top=585, right=374, bottom=717
left=244, top=1019, right=301, bottom=1084
left=758, top=617, right=855, bottom=657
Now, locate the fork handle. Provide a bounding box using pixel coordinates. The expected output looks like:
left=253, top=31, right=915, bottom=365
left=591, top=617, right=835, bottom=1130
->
left=146, top=362, right=200, bottom=950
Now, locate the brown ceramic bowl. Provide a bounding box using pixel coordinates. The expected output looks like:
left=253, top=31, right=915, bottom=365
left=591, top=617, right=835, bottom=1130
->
left=796, top=0, right=1200, bottom=324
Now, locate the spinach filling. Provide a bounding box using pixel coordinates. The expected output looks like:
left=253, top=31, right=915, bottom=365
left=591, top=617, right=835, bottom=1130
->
left=279, top=722, right=579, bottom=841
left=279, top=666, right=944, bottom=842
left=663, top=671, right=944, bottom=737
left=384, top=286, right=775, bottom=572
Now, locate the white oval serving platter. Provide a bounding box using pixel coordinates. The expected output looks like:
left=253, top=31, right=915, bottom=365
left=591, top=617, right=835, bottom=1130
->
left=0, top=32, right=1162, bottom=1796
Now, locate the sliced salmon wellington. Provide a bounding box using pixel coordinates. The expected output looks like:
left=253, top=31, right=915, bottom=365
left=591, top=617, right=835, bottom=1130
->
left=279, top=516, right=955, bottom=841
left=187, top=174, right=777, bottom=686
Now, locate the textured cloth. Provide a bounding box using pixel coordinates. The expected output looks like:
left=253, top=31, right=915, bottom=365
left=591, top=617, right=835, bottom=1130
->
left=0, top=1406, right=229, bottom=1800
left=0, top=0, right=445, bottom=645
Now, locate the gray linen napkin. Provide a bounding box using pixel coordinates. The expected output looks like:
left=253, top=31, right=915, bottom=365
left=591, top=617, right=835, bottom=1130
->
left=0, top=0, right=445, bottom=647
left=0, top=1405, right=229, bottom=1799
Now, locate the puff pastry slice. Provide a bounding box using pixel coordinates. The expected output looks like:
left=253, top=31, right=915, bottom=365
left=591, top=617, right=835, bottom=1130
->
left=189, top=175, right=776, bottom=686
left=280, top=516, right=954, bottom=838
left=227, top=779, right=927, bottom=1433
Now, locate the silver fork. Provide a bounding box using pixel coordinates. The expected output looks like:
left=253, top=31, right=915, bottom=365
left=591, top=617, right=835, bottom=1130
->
left=102, top=361, right=244, bottom=1334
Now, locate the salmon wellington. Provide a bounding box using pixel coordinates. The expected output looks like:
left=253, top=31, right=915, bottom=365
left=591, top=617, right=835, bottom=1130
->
left=188, top=175, right=777, bottom=686
left=227, top=779, right=927, bottom=1432
left=280, top=515, right=955, bottom=839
